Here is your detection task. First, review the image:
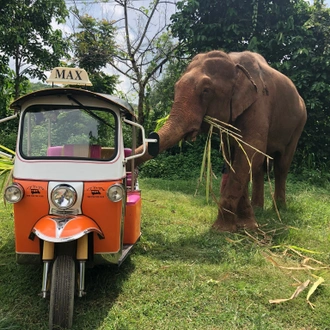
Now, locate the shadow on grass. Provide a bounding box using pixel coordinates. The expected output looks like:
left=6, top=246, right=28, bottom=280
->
left=0, top=240, right=136, bottom=330
left=72, top=259, right=136, bottom=330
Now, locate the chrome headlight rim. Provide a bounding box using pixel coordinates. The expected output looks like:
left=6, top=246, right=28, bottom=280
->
left=51, top=184, right=77, bottom=210
left=4, top=183, right=24, bottom=204
left=107, top=184, right=124, bottom=202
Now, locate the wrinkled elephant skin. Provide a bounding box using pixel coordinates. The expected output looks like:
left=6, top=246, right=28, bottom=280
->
left=136, top=50, right=307, bottom=232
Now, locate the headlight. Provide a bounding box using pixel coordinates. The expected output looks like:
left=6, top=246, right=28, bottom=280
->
left=51, top=184, right=77, bottom=209
left=4, top=184, right=24, bottom=203
left=107, top=184, right=124, bottom=202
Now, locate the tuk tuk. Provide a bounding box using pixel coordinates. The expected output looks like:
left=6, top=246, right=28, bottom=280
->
left=2, top=67, right=159, bottom=329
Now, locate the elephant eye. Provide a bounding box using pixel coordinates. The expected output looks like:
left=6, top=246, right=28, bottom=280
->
left=202, top=88, right=213, bottom=100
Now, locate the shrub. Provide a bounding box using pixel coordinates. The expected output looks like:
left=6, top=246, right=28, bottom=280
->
left=139, top=136, right=224, bottom=180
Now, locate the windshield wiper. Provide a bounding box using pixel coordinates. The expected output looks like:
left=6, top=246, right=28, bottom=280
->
left=67, top=95, right=115, bottom=130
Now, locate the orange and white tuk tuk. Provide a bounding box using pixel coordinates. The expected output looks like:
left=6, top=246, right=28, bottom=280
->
left=2, top=67, right=159, bottom=329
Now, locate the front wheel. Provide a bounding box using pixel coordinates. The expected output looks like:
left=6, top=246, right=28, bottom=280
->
left=49, top=255, right=75, bottom=330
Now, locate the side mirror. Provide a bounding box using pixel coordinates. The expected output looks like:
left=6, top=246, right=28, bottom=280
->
left=147, top=132, right=159, bottom=157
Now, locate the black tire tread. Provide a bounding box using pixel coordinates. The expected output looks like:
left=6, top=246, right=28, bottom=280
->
left=49, top=255, right=75, bottom=330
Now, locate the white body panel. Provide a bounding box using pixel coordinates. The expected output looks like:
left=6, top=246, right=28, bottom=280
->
left=13, top=149, right=125, bottom=181
left=13, top=89, right=128, bottom=181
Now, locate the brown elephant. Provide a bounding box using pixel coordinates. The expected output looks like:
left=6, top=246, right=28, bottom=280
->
left=137, top=50, right=307, bottom=232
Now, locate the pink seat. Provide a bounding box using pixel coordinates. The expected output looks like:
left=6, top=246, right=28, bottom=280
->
left=47, top=146, right=63, bottom=156
left=63, top=144, right=75, bottom=156
left=124, top=148, right=132, bottom=157
left=125, top=148, right=134, bottom=186
left=90, top=145, right=101, bottom=158
left=63, top=144, right=101, bottom=158
left=126, top=173, right=132, bottom=187
left=48, top=145, right=102, bottom=158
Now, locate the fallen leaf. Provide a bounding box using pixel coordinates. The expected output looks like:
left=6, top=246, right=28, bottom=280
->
left=306, top=276, right=324, bottom=308
left=269, top=280, right=310, bottom=304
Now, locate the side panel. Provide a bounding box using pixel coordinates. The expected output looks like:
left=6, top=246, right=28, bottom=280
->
left=82, top=182, right=123, bottom=253
left=13, top=180, right=49, bottom=254
left=123, top=192, right=142, bottom=244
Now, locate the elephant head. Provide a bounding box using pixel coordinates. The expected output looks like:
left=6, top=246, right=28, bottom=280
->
left=137, top=50, right=261, bottom=163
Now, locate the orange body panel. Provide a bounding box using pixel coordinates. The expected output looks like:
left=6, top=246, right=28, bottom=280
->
left=13, top=180, right=49, bottom=254
left=33, top=215, right=103, bottom=241
left=82, top=181, right=123, bottom=253
left=13, top=179, right=141, bottom=255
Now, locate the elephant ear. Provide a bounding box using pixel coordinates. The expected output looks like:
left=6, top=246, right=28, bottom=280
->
left=230, top=64, right=259, bottom=122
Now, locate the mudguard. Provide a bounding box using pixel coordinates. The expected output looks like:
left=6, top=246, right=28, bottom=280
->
left=32, top=215, right=104, bottom=243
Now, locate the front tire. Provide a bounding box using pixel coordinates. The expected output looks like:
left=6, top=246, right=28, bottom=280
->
left=49, top=255, right=75, bottom=329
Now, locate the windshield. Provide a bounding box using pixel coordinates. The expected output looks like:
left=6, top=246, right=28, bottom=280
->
left=20, top=105, right=118, bottom=160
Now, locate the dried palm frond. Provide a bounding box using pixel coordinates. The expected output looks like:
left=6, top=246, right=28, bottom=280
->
left=196, top=116, right=272, bottom=203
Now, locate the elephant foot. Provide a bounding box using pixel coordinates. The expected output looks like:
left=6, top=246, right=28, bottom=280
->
left=212, top=218, right=237, bottom=233
left=273, top=199, right=287, bottom=210
left=251, top=201, right=264, bottom=210
left=235, top=217, right=259, bottom=231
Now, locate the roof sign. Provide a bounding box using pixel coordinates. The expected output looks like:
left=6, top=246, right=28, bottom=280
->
left=46, top=67, right=93, bottom=86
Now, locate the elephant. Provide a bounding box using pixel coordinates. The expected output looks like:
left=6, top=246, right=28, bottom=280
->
left=136, top=50, right=307, bottom=232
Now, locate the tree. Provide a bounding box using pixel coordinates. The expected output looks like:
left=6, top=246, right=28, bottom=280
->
left=110, top=0, right=178, bottom=140
left=170, top=0, right=330, bottom=172
left=146, top=58, right=188, bottom=132
left=276, top=1, right=330, bottom=171
left=69, top=13, right=119, bottom=94
left=171, top=0, right=310, bottom=60
left=0, top=0, right=69, bottom=98
left=0, top=68, right=20, bottom=150
left=69, top=0, right=179, bottom=142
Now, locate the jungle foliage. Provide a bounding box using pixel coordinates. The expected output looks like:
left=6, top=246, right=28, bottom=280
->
left=69, top=13, right=119, bottom=94
left=0, top=0, right=68, bottom=98
left=141, top=0, right=330, bottom=181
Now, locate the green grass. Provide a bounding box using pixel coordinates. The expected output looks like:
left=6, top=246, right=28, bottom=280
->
left=1, top=177, right=330, bottom=329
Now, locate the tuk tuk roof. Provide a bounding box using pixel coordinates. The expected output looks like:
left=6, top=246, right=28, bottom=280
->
left=10, top=87, right=136, bottom=119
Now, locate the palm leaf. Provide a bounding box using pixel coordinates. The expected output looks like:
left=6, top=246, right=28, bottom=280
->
left=0, top=145, right=15, bottom=198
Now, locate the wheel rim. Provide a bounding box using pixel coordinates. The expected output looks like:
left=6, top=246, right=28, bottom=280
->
left=49, top=255, right=75, bottom=329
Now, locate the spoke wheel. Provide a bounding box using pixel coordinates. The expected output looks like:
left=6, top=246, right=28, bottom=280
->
left=49, top=255, right=75, bottom=330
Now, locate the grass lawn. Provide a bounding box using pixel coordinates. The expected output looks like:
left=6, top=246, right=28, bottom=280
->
left=0, top=177, right=330, bottom=329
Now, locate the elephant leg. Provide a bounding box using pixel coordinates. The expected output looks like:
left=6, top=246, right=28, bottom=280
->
left=213, top=165, right=255, bottom=232
left=273, top=136, right=300, bottom=208
left=236, top=185, right=259, bottom=230
left=273, top=151, right=293, bottom=208
left=220, top=163, right=229, bottom=194
left=273, top=157, right=288, bottom=208
left=213, top=132, right=267, bottom=232
left=251, top=156, right=266, bottom=209
left=213, top=205, right=238, bottom=232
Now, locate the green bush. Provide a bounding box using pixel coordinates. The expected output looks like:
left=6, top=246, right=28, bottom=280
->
left=139, top=136, right=224, bottom=180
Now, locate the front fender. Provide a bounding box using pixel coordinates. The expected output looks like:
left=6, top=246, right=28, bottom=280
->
left=32, top=215, right=104, bottom=243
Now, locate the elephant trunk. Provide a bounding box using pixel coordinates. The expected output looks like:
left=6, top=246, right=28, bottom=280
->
left=135, top=114, right=189, bottom=166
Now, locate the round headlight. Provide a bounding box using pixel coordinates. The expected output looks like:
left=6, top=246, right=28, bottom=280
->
left=4, top=184, right=24, bottom=203
left=51, top=185, right=77, bottom=209
left=107, top=184, right=124, bottom=202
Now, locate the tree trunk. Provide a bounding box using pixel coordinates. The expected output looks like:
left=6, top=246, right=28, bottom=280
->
left=137, top=86, right=145, bottom=145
